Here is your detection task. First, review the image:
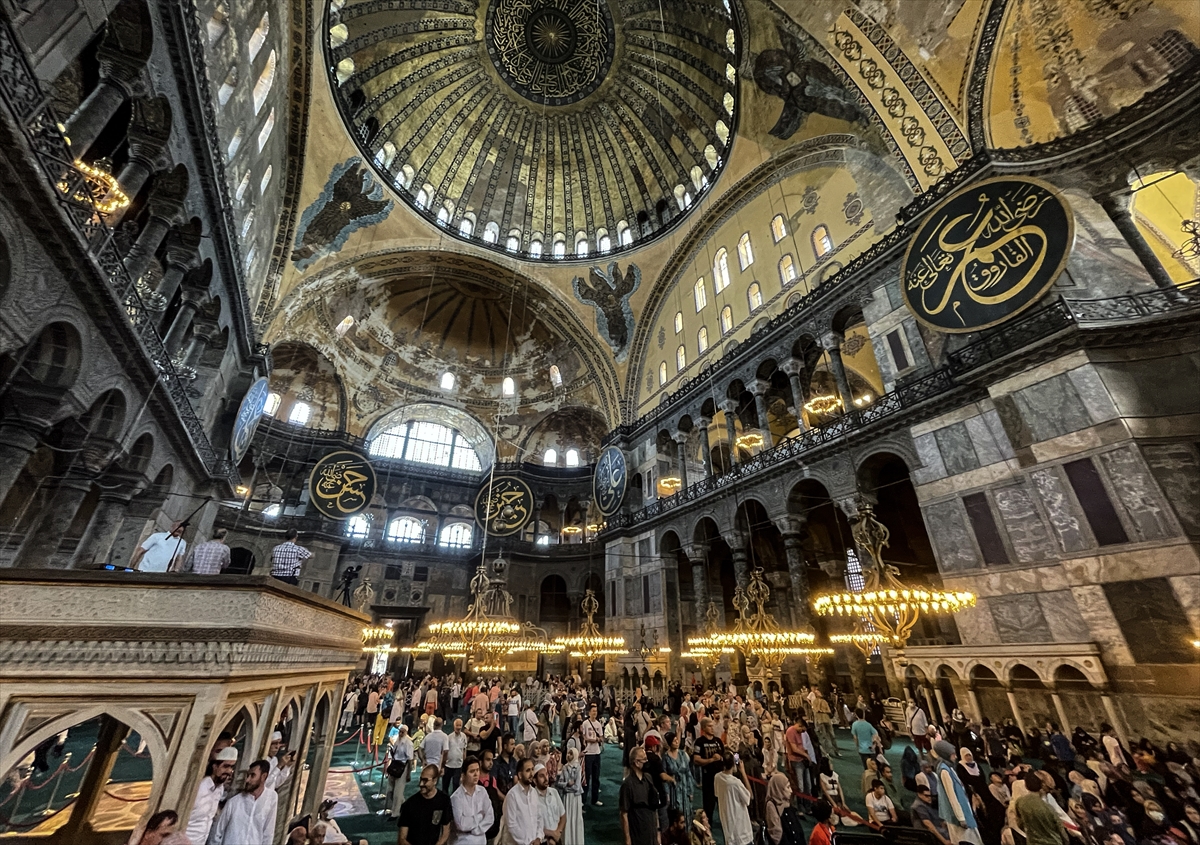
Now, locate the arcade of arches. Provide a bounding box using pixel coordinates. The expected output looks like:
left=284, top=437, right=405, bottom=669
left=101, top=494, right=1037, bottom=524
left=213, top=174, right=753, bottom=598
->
left=0, top=0, right=1198, bottom=841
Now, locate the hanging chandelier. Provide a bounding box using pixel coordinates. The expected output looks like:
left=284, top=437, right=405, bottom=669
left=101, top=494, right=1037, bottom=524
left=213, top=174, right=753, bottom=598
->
left=362, top=625, right=397, bottom=656
left=813, top=504, right=975, bottom=658
left=554, top=589, right=626, bottom=661
left=734, top=432, right=764, bottom=450
left=690, top=568, right=831, bottom=678
left=681, top=599, right=734, bottom=672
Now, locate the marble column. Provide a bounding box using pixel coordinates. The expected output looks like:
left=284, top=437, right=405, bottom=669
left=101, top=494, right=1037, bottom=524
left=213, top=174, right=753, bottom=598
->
left=821, top=332, right=855, bottom=411
left=967, top=686, right=984, bottom=724
left=685, top=543, right=709, bottom=615
left=933, top=686, right=950, bottom=726
left=1006, top=689, right=1026, bottom=735
left=1050, top=690, right=1072, bottom=735
left=1100, top=694, right=1128, bottom=748
left=164, top=290, right=205, bottom=357
left=697, top=416, right=713, bottom=477
left=847, top=649, right=869, bottom=699
left=925, top=684, right=942, bottom=723
left=63, top=55, right=143, bottom=159
left=68, top=488, right=137, bottom=568
left=719, top=400, right=739, bottom=465
left=751, top=379, right=775, bottom=448
left=781, top=359, right=809, bottom=431
left=0, top=423, right=43, bottom=503
left=727, top=529, right=750, bottom=590
left=124, top=198, right=184, bottom=284
left=11, top=475, right=95, bottom=568
left=779, top=528, right=811, bottom=627
left=156, top=232, right=202, bottom=317
left=1100, top=190, right=1176, bottom=290
left=672, top=432, right=689, bottom=491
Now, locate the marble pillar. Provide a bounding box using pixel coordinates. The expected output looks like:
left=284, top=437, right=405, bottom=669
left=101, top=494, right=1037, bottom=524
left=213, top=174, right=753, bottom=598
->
left=697, top=417, right=713, bottom=477
left=164, top=292, right=204, bottom=357
left=12, top=476, right=95, bottom=568
left=63, top=56, right=142, bottom=159
left=821, top=333, right=855, bottom=411
left=0, top=423, right=43, bottom=503
left=68, top=490, right=136, bottom=568
left=673, top=433, right=689, bottom=491
left=752, top=380, right=775, bottom=448
left=1100, top=191, right=1176, bottom=290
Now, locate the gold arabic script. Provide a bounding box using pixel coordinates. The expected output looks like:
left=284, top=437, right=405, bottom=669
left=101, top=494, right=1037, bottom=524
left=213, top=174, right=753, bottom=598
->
left=314, top=459, right=370, bottom=514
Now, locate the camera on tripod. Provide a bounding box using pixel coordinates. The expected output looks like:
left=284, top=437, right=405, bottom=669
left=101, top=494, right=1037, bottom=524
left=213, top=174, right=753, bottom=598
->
left=337, top=565, right=363, bottom=606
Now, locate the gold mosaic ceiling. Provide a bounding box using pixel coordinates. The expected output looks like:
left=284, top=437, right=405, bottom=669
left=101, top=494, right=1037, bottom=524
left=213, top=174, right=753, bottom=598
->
left=326, top=0, right=740, bottom=261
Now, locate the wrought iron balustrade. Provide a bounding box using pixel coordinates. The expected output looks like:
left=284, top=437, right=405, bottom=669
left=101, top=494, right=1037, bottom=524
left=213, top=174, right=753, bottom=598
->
left=1066, top=279, right=1200, bottom=323
left=0, top=19, right=236, bottom=486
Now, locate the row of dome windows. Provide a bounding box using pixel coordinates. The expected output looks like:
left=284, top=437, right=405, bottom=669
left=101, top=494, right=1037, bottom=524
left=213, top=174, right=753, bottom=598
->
left=340, top=514, right=475, bottom=548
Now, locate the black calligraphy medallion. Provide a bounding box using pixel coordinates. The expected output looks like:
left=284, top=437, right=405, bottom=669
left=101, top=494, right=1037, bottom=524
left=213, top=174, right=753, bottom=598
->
left=308, top=450, right=377, bottom=520
left=592, top=446, right=627, bottom=517
left=475, top=476, right=534, bottom=536
left=230, top=376, right=270, bottom=464
left=900, top=176, right=1074, bottom=333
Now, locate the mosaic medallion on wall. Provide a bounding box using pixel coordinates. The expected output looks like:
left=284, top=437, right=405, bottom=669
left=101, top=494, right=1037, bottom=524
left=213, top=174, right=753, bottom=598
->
left=475, top=476, right=534, bottom=536
left=308, top=450, right=377, bottom=520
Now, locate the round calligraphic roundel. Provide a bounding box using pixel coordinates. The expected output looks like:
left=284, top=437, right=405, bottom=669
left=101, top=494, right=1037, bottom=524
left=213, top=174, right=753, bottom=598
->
left=230, top=377, right=270, bottom=464
left=900, top=176, right=1074, bottom=333
left=475, top=476, right=534, bottom=537
left=592, top=446, right=627, bottom=517
left=307, top=451, right=377, bottom=520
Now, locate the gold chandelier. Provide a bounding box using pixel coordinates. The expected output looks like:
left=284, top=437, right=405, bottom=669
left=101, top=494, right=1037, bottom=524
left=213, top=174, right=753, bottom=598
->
left=362, top=625, right=397, bottom=656
left=734, top=432, right=764, bottom=450
left=690, top=568, right=831, bottom=678
left=681, top=600, right=734, bottom=671
left=58, top=158, right=131, bottom=215
left=813, top=505, right=975, bottom=656
left=554, top=589, right=626, bottom=661
left=803, top=394, right=842, bottom=415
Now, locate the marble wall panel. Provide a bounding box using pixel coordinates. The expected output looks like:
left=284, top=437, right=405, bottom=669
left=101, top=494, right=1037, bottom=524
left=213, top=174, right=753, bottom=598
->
left=993, top=394, right=1034, bottom=452
left=1141, top=443, right=1200, bottom=538
left=923, top=498, right=980, bottom=573
left=1097, top=446, right=1174, bottom=542
left=965, top=414, right=1005, bottom=468
left=1067, top=366, right=1121, bottom=424
left=950, top=603, right=1001, bottom=645
left=994, top=482, right=1058, bottom=563
left=1071, top=584, right=1136, bottom=665
left=1014, top=375, right=1094, bottom=443
left=913, top=432, right=948, bottom=484
left=1031, top=468, right=1089, bottom=553
left=981, top=408, right=1017, bottom=461
left=1102, top=578, right=1195, bottom=664
left=1037, top=589, right=1092, bottom=642
left=934, top=422, right=979, bottom=475
left=988, top=594, right=1054, bottom=644
left=1168, top=574, right=1200, bottom=635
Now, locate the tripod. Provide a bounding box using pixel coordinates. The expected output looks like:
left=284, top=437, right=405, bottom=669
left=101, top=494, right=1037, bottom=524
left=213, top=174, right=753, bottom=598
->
left=337, top=566, right=361, bottom=607
left=168, top=497, right=212, bottom=572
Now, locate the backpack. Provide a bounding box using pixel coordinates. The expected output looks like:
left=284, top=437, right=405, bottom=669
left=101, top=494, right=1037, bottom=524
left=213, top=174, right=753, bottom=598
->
left=780, top=806, right=807, bottom=845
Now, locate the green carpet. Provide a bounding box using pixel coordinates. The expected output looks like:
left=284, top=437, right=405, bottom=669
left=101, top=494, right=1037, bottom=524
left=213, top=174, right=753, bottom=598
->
left=323, top=724, right=921, bottom=845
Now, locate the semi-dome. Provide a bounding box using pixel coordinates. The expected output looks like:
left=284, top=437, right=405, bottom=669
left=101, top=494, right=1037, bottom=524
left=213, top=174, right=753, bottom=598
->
left=326, top=0, right=740, bottom=261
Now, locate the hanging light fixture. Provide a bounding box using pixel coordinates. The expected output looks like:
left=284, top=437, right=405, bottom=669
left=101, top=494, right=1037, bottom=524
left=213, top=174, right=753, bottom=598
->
left=631, top=622, right=672, bottom=663
left=681, top=599, right=734, bottom=672
left=734, top=432, right=764, bottom=450
left=813, top=504, right=975, bottom=662
left=554, top=589, right=627, bottom=663
left=803, top=394, right=842, bottom=415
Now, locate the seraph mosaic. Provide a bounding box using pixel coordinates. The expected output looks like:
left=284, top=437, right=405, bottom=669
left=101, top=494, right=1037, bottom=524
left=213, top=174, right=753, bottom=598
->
left=572, top=262, right=640, bottom=363
left=753, top=24, right=866, bottom=139
left=292, top=158, right=393, bottom=270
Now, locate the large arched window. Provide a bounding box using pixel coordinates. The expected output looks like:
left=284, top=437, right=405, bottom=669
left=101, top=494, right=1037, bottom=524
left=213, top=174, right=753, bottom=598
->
left=676, top=344, right=687, bottom=372
left=256, top=107, right=275, bottom=151
left=697, top=326, right=709, bottom=354
left=288, top=401, right=311, bottom=426
left=565, top=448, right=580, bottom=467
left=771, top=215, right=788, bottom=243
left=549, top=365, right=562, bottom=387
left=544, top=448, right=558, bottom=466
left=264, top=392, right=282, bottom=416
left=812, top=225, right=834, bottom=259
left=747, top=282, right=763, bottom=311
left=779, top=254, right=797, bottom=285
left=720, top=305, right=734, bottom=334
left=737, top=232, right=754, bottom=270
left=439, top=522, right=473, bottom=548
left=252, top=50, right=276, bottom=115
left=345, top=513, right=371, bottom=539
left=673, top=312, right=683, bottom=334
left=713, top=249, right=730, bottom=292
left=387, top=516, right=425, bottom=544
left=367, top=420, right=482, bottom=471
left=502, top=376, right=515, bottom=396
left=248, top=12, right=269, bottom=62
left=658, top=362, right=668, bottom=386
left=693, top=277, right=707, bottom=312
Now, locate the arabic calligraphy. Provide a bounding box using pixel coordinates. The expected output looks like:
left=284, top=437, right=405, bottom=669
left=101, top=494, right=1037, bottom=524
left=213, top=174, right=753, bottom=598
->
left=901, top=177, right=1073, bottom=333
left=593, top=446, right=627, bottom=516
left=474, top=477, right=533, bottom=537
left=308, top=451, right=377, bottom=520
left=230, top=377, right=271, bottom=464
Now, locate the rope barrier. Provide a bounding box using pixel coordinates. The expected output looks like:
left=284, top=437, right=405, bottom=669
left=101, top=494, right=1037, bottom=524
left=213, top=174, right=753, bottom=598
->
left=0, top=784, right=24, bottom=809
left=333, top=728, right=363, bottom=748
left=21, top=761, right=69, bottom=792
left=103, top=790, right=148, bottom=803
left=349, top=762, right=382, bottom=774
left=65, top=750, right=95, bottom=773
left=0, top=807, right=60, bottom=830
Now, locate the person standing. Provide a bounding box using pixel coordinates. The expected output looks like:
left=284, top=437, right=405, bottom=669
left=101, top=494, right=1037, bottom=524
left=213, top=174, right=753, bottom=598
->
left=186, top=746, right=237, bottom=845
left=811, top=690, right=838, bottom=758
left=210, top=760, right=278, bottom=845
left=443, top=719, right=468, bottom=794
left=1014, top=773, right=1067, bottom=845
left=558, top=748, right=585, bottom=845
left=786, top=713, right=815, bottom=801
left=662, top=731, right=694, bottom=820
left=522, top=701, right=540, bottom=745
left=907, top=701, right=931, bottom=755
left=398, top=764, right=453, bottom=845
left=692, top=718, right=725, bottom=821
left=424, top=718, right=449, bottom=778
left=932, top=741, right=982, bottom=845
left=620, top=747, right=660, bottom=845
left=507, top=691, right=522, bottom=739
left=582, top=704, right=605, bottom=807
left=502, top=758, right=542, bottom=845
left=131, top=523, right=187, bottom=572
left=184, top=528, right=231, bottom=574
left=269, top=528, right=312, bottom=585
left=714, top=753, right=754, bottom=845
left=452, top=756, right=493, bottom=845
left=388, top=724, right=416, bottom=818
left=535, top=764, right=566, bottom=845
left=851, top=714, right=880, bottom=769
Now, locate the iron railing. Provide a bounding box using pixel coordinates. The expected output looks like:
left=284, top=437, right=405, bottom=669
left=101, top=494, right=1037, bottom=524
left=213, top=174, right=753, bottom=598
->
left=0, top=18, right=237, bottom=485
left=1066, top=278, right=1200, bottom=324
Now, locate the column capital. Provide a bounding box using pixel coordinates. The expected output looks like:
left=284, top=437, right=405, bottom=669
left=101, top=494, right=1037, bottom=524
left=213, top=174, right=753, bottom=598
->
left=751, top=379, right=771, bottom=396
left=819, top=330, right=845, bottom=351
left=774, top=513, right=808, bottom=537
left=718, top=398, right=739, bottom=414
left=95, top=52, right=147, bottom=97
left=683, top=543, right=708, bottom=562
left=672, top=431, right=689, bottom=446
left=725, top=528, right=748, bottom=550
left=779, top=359, right=806, bottom=377
left=697, top=415, right=712, bottom=426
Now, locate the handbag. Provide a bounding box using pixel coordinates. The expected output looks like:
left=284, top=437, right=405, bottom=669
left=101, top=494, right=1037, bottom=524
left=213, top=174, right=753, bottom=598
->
left=387, top=757, right=406, bottom=778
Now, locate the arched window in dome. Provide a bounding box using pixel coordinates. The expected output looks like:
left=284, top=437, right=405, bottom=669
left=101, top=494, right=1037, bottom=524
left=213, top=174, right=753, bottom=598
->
left=658, top=362, right=667, bottom=386
left=713, top=249, right=730, bottom=292
left=552, top=235, right=566, bottom=258
left=483, top=221, right=499, bottom=243
left=345, top=513, right=371, bottom=539
left=329, top=23, right=348, bottom=48
left=684, top=190, right=694, bottom=209
left=726, top=28, right=736, bottom=54
left=256, top=108, right=275, bottom=151
left=720, top=304, right=734, bottom=334
left=288, top=401, right=311, bottom=426
left=704, top=144, right=719, bottom=171
left=779, top=254, right=797, bottom=285
left=240, top=210, right=255, bottom=238
left=218, top=66, right=237, bottom=106
left=235, top=171, right=251, bottom=202
left=693, top=277, right=707, bottom=312
left=812, top=225, right=834, bottom=259
left=506, top=234, right=520, bottom=252
left=676, top=344, right=687, bottom=372
left=335, top=58, right=355, bottom=86
left=726, top=63, right=737, bottom=84
left=248, top=12, right=269, bottom=62
left=673, top=184, right=687, bottom=210
left=415, top=188, right=429, bottom=209
left=439, top=522, right=473, bottom=549
left=459, top=217, right=474, bottom=236
left=244, top=245, right=257, bottom=271
left=748, top=282, right=763, bottom=311
left=565, top=448, right=580, bottom=467
left=440, top=372, right=455, bottom=391
left=375, top=142, right=397, bottom=170
left=252, top=50, right=276, bottom=115
left=264, top=392, right=281, bottom=416
left=208, top=4, right=229, bottom=43
left=502, top=376, right=515, bottom=396
left=597, top=230, right=611, bottom=253
left=368, top=420, right=482, bottom=470
left=399, top=165, right=415, bottom=189
left=226, top=128, right=242, bottom=160
left=737, top=233, right=754, bottom=270
left=437, top=207, right=450, bottom=225
left=724, top=92, right=735, bottom=116
left=715, top=120, right=729, bottom=145
left=771, top=215, right=787, bottom=243
left=618, top=222, right=632, bottom=246
left=574, top=232, right=588, bottom=255
left=697, top=326, right=709, bottom=355
left=387, top=516, right=424, bottom=544
left=690, top=166, right=704, bottom=191
left=550, top=365, right=562, bottom=387
left=674, top=311, right=683, bottom=334
left=544, top=448, right=558, bottom=466
left=529, top=239, right=542, bottom=257
left=260, top=165, right=273, bottom=194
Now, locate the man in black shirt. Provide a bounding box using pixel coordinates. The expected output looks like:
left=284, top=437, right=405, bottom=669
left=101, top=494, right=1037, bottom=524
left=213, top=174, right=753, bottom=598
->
left=620, top=747, right=660, bottom=845
left=398, top=764, right=453, bottom=845
left=643, top=735, right=669, bottom=832
left=691, top=718, right=725, bottom=820
left=478, top=712, right=500, bottom=756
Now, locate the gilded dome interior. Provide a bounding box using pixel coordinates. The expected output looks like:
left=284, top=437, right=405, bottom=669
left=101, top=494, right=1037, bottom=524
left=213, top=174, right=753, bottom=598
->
left=326, top=0, right=740, bottom=261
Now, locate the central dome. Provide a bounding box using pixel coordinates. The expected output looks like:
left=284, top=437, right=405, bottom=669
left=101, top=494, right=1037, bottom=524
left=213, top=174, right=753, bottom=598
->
left=326, top=0, right=739, bottom=261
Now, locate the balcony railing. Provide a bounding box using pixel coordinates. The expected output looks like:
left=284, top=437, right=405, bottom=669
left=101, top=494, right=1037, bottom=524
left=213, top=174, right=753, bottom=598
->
left=0, top=19, right=237, bottom=485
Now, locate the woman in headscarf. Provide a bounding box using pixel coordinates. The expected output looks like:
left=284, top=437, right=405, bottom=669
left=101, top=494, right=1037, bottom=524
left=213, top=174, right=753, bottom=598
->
left=957, top=747, right=989, bottom=804
left=558, top=746, right=585, bottom=845
left=765, top=771, right=794, bottom=845
left=662, top=731, right=695, bottom=819
left=689, top=809, right=717, bottom=845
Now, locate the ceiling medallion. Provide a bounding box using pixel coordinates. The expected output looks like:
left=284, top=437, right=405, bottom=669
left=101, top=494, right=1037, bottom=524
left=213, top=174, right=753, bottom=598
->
left=486, top=0, right=615, bottom=106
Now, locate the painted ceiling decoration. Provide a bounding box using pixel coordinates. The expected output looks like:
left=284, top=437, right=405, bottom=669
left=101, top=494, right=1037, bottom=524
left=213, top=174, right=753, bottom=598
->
left=571, top=262, right=641, bottom=363
left=325, top=0, right=740, bottom=260
left=292, top=157, right=393, bottom=270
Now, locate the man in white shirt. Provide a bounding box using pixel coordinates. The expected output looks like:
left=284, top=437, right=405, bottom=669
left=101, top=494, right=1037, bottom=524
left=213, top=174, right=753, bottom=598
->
left=131, top=523, right=186, bottom=572
left=186, top=746, right=237, bottom=845
left=507, top=692, right=522, bottom=738
left=522, top=703, right=539, bottom=743
left=582, top=704, right=604, bottom=807
left=452, top=756, right=494, bottom=845
left=389, top=724, right=416, bottom=818
left=534, top=763, right=565, bottom=845
left=466, top=713, right=486, bottom=755
left=443, top=719, right=468, bottom=793
left=501, top=757, right=542, bottom=845
left=423, top=718, right=449, bottom=775
left=264, top=731, right=292, bottom=791
left=866, top=780, right=897, bottom=824
left=211, top=759, right=277, bottom=845
left=714, top=753, right=754, bottom=845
